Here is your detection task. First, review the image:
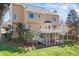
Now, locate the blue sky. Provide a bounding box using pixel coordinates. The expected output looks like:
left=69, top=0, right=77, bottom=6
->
left=27, top=3, right=79, bottom=22
left=3, top=10, right=10, bottom=22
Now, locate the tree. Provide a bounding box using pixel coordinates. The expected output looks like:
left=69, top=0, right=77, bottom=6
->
left=16, top=23, right=25, bottom=40
left=16, top=23, right=36, bottom=50
left=0, top=4, right=10, bottom=41
left=1, top=24, right=12, bottom=42
left=66, top=9, right=79, bottom=40
left=0, top=3, right=10, bottom=26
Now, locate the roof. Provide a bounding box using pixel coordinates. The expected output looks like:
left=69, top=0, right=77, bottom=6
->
left=16, top=3, right=59, bottom=15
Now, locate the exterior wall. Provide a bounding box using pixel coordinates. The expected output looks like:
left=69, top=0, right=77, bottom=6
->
left=12, top=4, right=26, bottom=24
left=12, top=4, right=26, bottom=38
left=27, top=12, right=59, bottom=23
left=12, top=4, right=60, bottom=38
left=27, top=22, right=41, bottom=31
left=26, top=11, right=59, bottom=32
left=40, top=23, right=59, bottom=33
left=59, top=24, right=69, bottom=35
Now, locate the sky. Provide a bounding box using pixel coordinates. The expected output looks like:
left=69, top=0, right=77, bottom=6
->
left=26, top=3, right=79, bottom=22
left=3, top=10, right=10, bottom=22
left=3, top=3, right=79, bottom=23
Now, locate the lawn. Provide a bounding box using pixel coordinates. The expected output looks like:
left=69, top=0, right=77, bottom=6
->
left=0, top=41, right=79, bottom=56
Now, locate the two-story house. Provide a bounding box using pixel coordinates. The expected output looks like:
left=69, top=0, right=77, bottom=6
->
left=12, top=3, right=64, bottom=45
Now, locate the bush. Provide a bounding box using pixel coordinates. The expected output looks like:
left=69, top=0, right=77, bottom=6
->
left=1, top=33, right=12, bottom=42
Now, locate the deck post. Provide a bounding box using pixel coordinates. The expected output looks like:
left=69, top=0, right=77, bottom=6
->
left=55, top=33, right=56, bottom=44
left=54, top=33, right=56, bottom=44
left=52, top=34, right=54, bottom=44
left=46, top=33, right=48, bottom=46
left=67, top=33, right=68, bottom=42
left=49, top=33, right=50, bottom=45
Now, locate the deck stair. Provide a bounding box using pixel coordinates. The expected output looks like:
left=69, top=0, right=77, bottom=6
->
left=33, top=32, right=45, bottom=45
left=29, top=28, right=46, bottom=45
left=28, top=28, right=58, bottom=46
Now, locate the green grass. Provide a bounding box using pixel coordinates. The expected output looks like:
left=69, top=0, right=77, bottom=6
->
left=0, top=41, right=79, bottom=56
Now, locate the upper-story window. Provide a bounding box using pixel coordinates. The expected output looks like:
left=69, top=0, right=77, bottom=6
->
left=14, top=14, right=16, bottom=20
left=13, top=14, right=16, bottom=20
left=28, top=13, right=34, bottom=18
left=38, top=15, right=40, bottom=18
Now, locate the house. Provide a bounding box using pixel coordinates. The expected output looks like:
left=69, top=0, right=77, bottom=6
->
left=12, top=4, right=68, bottom=45
left=59, top=23, right=69, bottom=35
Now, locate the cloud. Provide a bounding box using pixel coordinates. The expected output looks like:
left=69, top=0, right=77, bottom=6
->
left=44, top=3, right=79, bottom=22
left=75, top=9, right=79, bottom=15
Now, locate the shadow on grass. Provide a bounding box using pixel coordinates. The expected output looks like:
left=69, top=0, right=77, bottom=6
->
left=0, top=41, right=78, bottom=54
left=0, top=43, right=27, bottom=54
left=58, top=41, right=79, bottom=48
left=36, top=41, right=79, bottom=50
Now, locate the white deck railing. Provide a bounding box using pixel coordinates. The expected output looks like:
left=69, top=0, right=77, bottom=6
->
left=40, top=29, right=59, bottom=33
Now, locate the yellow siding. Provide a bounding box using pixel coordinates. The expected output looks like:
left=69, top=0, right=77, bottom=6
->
left=12, top=4, right=25, bottom=23
left=12, top=3, right=60, bottom=33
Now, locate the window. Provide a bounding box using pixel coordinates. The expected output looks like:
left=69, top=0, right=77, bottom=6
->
left=13, top=14, right=16, bottom=20
left=48, top=26, right=50, bottom=30
left=29, top=13, right=34, bottom=18
left=38, top=15, right=40, bottom=18
left=14, top=15, right=16, bottom=20
left=53, top=25, right=57, bottom=28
